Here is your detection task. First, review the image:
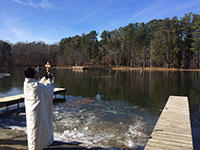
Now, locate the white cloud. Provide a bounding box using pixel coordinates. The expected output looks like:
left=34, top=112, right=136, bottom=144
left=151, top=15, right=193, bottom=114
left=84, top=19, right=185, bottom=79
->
left=12, top=0, right=27, bottom=6
left=76, top=8, right=100, bottom=24
left=128, top=0, right=200, bottom=23
left=75, top=1, right=113, bottom=24
left=0, top=16, right=29, bottom=42
left=131, top=0, right=162, bottom=20
left=0, top=15, right=61, bottom=44
left=12, top=0, right=52, bottom=9
left=39, top=0, right=52, bottom=9
left=155, top=0, right=200, bottom=18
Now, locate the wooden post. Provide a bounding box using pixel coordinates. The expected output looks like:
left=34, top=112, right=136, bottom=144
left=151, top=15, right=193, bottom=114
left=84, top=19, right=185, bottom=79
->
left=45, top=62, right=51, bottom=73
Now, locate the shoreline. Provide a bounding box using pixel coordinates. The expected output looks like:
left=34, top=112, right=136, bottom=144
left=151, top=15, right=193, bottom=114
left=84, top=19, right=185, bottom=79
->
left=0, top=126, right=107, bottom=150
left=52, top=66, right=200, bottom=72
left=112, top=67, right=200, bottom=71
left=0, top=126, right=27, bottom=150
left=0, top=126, right=134, bottom=150
left=1, top=66, right=200, bottom=71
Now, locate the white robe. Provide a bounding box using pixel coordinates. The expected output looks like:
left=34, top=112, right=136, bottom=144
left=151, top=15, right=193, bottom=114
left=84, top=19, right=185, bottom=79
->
left=24, top=77, right=54, bottom=150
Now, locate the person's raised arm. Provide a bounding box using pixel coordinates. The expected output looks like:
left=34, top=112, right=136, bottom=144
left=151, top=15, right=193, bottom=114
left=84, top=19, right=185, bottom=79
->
left=38, top=73, right=55, bottom=98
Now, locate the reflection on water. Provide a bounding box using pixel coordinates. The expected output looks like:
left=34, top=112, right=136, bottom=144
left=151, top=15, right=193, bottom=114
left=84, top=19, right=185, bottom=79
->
left=0, top=68, right=200, bottom=149
left=1, top=68, right=200, bottom=111
left=0, top=68, right=24, bottom=96
left=54, top=69, right=200, bottom=112
left=0, top=87, right=23, bottom=97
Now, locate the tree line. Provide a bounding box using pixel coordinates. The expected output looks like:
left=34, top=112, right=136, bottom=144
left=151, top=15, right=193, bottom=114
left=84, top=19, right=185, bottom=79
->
left=0, top=41, right=58, bottom=67
left=0, top=12, right=200, bottom=68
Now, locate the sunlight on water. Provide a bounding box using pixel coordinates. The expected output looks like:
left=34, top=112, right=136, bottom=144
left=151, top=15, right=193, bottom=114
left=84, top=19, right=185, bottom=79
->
left=53, top=97, right=156, bottom=149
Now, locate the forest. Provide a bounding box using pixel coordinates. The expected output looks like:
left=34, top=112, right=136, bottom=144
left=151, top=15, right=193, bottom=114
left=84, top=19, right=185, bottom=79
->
left=0, top=12, right=200, bottom=69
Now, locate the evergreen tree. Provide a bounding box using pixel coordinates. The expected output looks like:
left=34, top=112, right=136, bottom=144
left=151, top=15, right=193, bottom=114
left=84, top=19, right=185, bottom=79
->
left=0, top=41, right=11, bottom=67
left=191, top=14, right=200, bottom=68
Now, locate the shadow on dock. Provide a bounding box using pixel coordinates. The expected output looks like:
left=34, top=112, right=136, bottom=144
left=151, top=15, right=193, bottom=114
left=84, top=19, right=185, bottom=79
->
left=46, top=141, right=88, bottom=150
left=46, top=141, right=127, bottom=150
left=0, top=139, right=27, bottom=147
left=190, top=105, right=200, bottom=150
left=45, top=141, right=88, bottom=150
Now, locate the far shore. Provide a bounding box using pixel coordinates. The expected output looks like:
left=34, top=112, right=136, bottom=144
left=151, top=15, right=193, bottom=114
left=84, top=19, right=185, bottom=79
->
left=52, top=66, right=200, bottom=71
left=1, top=66, right=200, bottom=71
left=112, top=67, right=200, bottom=71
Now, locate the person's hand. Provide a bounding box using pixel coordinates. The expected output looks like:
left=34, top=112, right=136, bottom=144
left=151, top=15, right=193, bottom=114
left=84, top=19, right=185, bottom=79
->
left=45, top=72, right=54, bottom=82
left=45, top=72, right=53, bottom=79
left=44, top=72, right=49, bottom=80
left=48, top=72, right=53, bottom=80
left=48, top=72, right=55, bottom=83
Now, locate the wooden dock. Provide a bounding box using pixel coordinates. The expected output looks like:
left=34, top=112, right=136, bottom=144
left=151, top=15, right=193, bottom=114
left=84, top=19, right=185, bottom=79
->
left=72, top=66, right=105, bottom=71
left=145, top=96, right=193, bottom=150
left=72, top=66, right=84, bottom=71
left=0, top=88, right=66, bottom=111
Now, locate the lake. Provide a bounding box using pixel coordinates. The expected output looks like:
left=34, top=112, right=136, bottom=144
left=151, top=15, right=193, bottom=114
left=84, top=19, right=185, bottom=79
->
left=0, top=68, right=200, bottom=149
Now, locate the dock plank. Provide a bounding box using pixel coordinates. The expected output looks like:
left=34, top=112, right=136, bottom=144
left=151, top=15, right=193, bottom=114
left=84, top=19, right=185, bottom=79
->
left=0, top=88, right=66, bottom=109
left=145, top=96, right=193, bottom=150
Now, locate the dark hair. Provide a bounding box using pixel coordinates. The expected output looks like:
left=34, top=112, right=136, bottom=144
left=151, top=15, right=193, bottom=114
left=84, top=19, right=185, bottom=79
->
left=24, top=68, right=36, bottom=78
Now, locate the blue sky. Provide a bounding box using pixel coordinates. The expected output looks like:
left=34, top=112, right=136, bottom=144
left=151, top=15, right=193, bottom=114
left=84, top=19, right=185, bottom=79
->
left=0, top=0, right=200, bottom=44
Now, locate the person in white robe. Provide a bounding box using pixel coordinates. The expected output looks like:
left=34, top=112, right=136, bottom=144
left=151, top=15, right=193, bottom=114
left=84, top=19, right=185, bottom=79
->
left=23, top=68, right=54, bottom=150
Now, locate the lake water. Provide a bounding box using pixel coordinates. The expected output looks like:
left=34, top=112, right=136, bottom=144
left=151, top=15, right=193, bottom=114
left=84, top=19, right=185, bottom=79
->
left=0, top=68, right=200, bottom=149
